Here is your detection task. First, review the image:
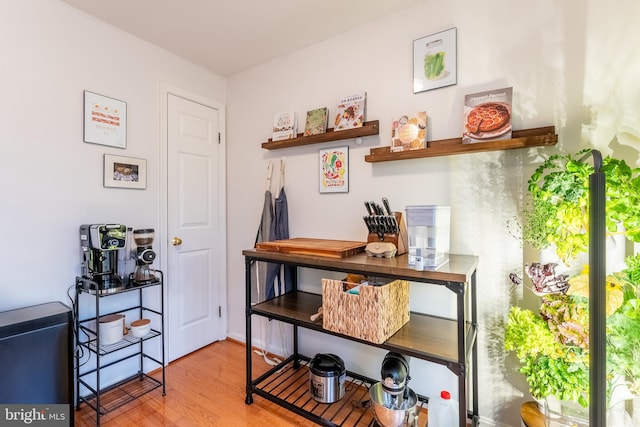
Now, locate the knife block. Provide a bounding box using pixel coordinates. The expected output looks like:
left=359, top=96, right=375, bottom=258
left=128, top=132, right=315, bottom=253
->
left=366, top=211, right=408, bottom=256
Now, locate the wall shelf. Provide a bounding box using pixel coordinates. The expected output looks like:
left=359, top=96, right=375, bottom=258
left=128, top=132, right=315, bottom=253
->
left=364, top=125, right=557, bottom=163
left=261, top=120, right=379, bottom=150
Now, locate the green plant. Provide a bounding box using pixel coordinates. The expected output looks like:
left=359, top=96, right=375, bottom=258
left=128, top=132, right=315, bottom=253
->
left=505, top=303, right=591, bottom=406
left=506, top=256, right=640, bottom=407
left=523, top=149, right=640, bottom=263
left=604, top=158, right=640, bottom=241
left=623, top=253, right=640, bottom=284
left=607, top=254, right=640, bottom=395
left=519, top=199, right=557, bottom=250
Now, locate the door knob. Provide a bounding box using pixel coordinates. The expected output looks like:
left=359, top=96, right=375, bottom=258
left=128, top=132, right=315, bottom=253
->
left=172, top=237, right=183, bottom=246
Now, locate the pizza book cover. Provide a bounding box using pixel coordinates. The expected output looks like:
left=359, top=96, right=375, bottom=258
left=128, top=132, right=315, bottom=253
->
left=272, top=111, right=297, bottom=141
left=462, top=87, right=513, bottom=144
left=333, top=91, right=366, bottom=131
left=304, top=107, right=329, bottom=136
left=390, top=111, right=427, bottom=152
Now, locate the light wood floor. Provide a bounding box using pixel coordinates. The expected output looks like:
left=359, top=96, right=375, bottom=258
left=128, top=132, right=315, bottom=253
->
left=74, top=339, right=356, bottom=426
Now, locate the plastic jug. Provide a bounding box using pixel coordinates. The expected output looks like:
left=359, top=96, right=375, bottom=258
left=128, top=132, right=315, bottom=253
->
left=428, top=390, right=458, bottom=427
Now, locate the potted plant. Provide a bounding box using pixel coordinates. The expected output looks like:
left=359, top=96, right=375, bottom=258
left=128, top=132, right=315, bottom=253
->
left=520, top=148, right=640, bottom=263
left=505, top=260, right=640, bottom=410
left=607, top=253, right=640, bottom=397
left=505, top=149, right=640, bottom=423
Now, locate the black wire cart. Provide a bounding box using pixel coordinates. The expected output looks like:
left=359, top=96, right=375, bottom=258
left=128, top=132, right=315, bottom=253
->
left=74, top=271, right=166, bottom=426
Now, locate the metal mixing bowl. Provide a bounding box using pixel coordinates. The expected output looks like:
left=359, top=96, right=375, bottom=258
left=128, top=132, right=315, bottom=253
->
left=369, top=382, right=419, bottom=427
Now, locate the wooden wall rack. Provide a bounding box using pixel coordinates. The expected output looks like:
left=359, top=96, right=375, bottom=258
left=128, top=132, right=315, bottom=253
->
left=365, top=126, right=557, bottom=162
left=261, top=120, right=379, bottom=150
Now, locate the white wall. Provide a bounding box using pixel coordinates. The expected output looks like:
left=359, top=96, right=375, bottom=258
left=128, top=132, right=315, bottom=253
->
left=0, top=0, right=225, bottom=391
left=0, top=0, right=225, bottom=311
left=226, top=0, right=640, bottom=425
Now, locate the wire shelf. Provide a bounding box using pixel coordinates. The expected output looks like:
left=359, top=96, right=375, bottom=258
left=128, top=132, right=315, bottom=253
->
left=253, top=356, right=428, bottom=427
left=82, top=329, right=161, bottom=355
left=79, top=373, right=162, bottom=415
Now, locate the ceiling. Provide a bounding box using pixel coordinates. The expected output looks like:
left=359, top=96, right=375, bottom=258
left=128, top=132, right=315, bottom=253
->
left=61, top=0, right=425, bottom=77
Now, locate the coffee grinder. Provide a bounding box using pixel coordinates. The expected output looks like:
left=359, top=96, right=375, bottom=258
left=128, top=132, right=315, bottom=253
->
left=80, top=224, right=128, bottom=294
left=132, top=228, right=158, bottom=284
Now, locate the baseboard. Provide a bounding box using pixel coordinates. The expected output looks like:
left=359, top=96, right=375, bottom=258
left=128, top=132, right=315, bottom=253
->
left=225, top=336, right=284, bottom=360
left=227, top=322, right=289, bottom=359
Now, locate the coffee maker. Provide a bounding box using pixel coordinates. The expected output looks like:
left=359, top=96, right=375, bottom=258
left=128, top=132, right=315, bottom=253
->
left=132, top=228, right=158, bottom=284
left=80, top=224, right=128, bottom=294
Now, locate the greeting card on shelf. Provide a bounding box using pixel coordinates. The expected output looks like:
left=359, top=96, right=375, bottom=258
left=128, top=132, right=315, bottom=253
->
left=304, top=107, right=329, bottom=136
left=272, top=111, right=297, bottom=141
left=462, top=87, right=512, bottom=144
left=333, top=91, right=366, bottom=131
left=390, top=112, right=427, bottom=152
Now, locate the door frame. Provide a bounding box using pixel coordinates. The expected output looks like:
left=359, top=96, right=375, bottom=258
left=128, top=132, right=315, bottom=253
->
left=159, top=82, right=227, bottom=360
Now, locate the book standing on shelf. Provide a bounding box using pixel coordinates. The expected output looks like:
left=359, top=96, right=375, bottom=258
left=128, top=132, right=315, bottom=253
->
left=333, top=91, right=366, bottom=131
left=391, top=112, right=427, bottom=152
left=462, top=87, right=512, bottom=144
left=272, top=111, right=297, bottom=141
left=304, top=107, right=329, bottom=136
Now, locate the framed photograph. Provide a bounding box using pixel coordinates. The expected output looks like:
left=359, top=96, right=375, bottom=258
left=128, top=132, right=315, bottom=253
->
left=84, top=91, right=127, bottom=148
left=103, top=154, right=146, bottom=189
left=319, top=146, right=349, bottom=193
left=413, top=27, right=457, bottom=93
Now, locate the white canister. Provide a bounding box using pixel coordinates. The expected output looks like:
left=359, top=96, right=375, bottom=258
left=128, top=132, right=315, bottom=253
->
left=99, top=314, right=124, bottom=345
left=130, top=318, right=151, bottom=338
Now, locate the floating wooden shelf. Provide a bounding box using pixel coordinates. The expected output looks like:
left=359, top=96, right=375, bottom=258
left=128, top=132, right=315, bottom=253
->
left=261, top=120, right=379, bottom=150
left=364, top=126, right=557, bottom=163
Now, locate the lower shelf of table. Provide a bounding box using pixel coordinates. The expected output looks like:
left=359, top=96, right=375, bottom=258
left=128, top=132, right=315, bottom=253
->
left=78, top=372, right=163, bottom=415
left=249, top=355, right=428, bottom=427
left=251, top=291, right=475, bottom=365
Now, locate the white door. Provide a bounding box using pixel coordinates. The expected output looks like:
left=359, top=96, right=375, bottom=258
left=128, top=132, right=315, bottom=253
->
left=166, top=93, right=223, bottom=361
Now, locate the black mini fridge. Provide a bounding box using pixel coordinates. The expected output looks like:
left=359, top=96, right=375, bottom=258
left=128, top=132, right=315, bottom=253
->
left=0, top=302, right=73, bottom=407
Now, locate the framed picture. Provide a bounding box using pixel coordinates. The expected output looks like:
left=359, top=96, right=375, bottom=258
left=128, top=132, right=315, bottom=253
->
left=84, top=91, right=127, bottom=148
left=413, top=27, right=457, bottom=93
left=103, top=154, right=146, bottom=189
left=319, top=146, right=349, bottom=193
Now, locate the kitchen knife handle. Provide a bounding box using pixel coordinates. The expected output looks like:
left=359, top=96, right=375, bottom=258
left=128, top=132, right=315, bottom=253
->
left=363, top=216, right=373, bottom=233
left=375, top=202, right=384, bottom=216
left=382, top=197, right=393, bottom=215
left=369, top=201, right=378, bottom=215
left=391, top=216, right=399, bottom=233
left=364, top=201, right=374, bottom=216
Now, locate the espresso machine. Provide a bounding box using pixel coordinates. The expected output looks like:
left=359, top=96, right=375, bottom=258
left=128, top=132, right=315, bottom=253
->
left=79, top=224, right=128, bottom=294
left=369, top=352, right=419, bottom=427
left=132, top=228, right=158, bottom=284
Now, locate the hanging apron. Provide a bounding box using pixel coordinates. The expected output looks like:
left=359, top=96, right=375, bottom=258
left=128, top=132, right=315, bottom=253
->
left=265, top=183, right=293, bottom=299
left=252, top=161, right=274, bottom=303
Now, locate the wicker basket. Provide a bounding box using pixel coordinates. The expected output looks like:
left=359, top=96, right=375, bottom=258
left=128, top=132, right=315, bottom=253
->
left=321, top=278, right=410, bottom=344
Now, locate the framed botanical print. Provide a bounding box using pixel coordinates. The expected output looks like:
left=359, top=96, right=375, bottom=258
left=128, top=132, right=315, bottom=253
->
left=319, top=146, right=349, bottom=193
left=413, top=28, right=457, bottom=93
